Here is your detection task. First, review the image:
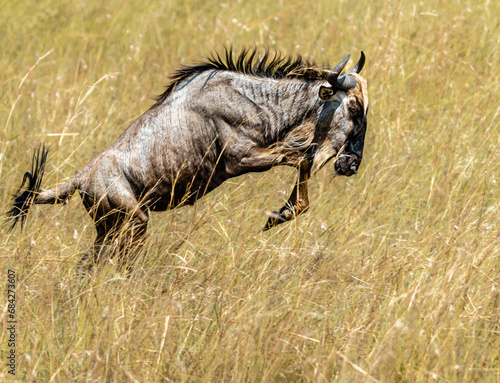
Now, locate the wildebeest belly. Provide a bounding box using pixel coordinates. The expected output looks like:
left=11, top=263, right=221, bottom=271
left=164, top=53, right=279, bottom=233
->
left=123, top=154, right=228, bottom=212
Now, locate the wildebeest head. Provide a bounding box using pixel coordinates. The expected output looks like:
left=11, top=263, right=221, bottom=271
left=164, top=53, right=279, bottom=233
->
left=312, top=52, right=369, bottom=176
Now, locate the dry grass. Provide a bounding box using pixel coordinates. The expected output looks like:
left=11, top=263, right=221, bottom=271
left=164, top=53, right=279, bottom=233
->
left=1, top=0, right=499, bottom=381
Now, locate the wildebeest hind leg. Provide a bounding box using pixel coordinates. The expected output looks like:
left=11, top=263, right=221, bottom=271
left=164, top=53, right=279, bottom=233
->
left=79, top=186, right=149, bottom=273
left=115, top=217, right=149, bottom=273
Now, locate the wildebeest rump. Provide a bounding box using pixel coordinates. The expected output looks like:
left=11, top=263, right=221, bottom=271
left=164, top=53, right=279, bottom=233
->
left=8, top=48, right=369, bottom=268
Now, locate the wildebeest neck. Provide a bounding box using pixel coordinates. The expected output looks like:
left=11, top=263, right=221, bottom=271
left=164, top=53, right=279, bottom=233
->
left=187, top=71, right=324, bottom=146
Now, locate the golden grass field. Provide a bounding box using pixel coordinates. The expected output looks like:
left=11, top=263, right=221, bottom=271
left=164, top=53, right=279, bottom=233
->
left=1, top=0, right=499, bottom=381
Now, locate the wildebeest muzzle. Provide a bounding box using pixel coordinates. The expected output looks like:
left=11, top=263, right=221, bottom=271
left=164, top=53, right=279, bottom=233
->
left=334, top=154, right=360, bottom=176
left=334, top=137, right=364, bottom=176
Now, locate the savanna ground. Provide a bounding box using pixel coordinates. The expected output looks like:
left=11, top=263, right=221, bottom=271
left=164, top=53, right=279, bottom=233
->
left=1, top=0, right=499, bottom=381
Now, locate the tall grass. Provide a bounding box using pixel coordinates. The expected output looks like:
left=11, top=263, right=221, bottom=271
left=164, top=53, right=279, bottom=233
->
left=1, top=0, right=499, bottom=381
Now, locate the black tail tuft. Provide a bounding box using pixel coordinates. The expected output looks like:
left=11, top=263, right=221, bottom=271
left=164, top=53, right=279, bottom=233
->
left=6, top=144, right=50, bottom=231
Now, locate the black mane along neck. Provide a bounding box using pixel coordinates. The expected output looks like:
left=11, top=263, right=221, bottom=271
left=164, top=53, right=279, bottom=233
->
left=153, top=47, right=329, bottom=107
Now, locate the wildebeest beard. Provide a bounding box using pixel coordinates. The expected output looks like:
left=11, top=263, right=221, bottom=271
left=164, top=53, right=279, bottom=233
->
left=7, top=47, right=369, bottom=272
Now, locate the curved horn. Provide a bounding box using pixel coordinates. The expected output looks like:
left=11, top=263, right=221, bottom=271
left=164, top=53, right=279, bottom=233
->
left=346, top=51, right=365, bottom=74
left=327, top=54, right=350, bottom=87
left=327, top=53, right=357, bottom=90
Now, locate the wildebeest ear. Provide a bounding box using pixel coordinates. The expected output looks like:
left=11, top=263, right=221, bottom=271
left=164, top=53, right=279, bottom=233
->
left=319, top=86, right=335, bottom=101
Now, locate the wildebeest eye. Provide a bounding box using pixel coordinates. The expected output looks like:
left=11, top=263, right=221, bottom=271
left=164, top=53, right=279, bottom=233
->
left=349, top=106, right=358, bottom=114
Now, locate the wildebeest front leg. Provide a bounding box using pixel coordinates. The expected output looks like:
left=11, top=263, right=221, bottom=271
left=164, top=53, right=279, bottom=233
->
left=263, top=162, right=311, bottom=231
left=238, top=146, right=313, bottom=171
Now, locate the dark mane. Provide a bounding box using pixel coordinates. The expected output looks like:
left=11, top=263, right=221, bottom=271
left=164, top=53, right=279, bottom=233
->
left=152, top=47, right=328, bottom=108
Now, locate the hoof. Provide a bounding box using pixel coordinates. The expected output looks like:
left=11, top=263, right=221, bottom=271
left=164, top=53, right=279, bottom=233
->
left=263, top=207, right=295, bottom=231
left=263, top=211, right=284, bottom=231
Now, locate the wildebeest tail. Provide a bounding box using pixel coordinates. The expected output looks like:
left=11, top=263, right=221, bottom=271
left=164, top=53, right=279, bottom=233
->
left=6, top=144, right=78, bottom=231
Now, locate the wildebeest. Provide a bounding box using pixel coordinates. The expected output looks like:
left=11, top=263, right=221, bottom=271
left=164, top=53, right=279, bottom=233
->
left=8, top=48, right=369, bottom=269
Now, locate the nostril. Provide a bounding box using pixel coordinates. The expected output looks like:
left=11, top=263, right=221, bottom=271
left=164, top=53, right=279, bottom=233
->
left=349, top=164, right=358, bottom=174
